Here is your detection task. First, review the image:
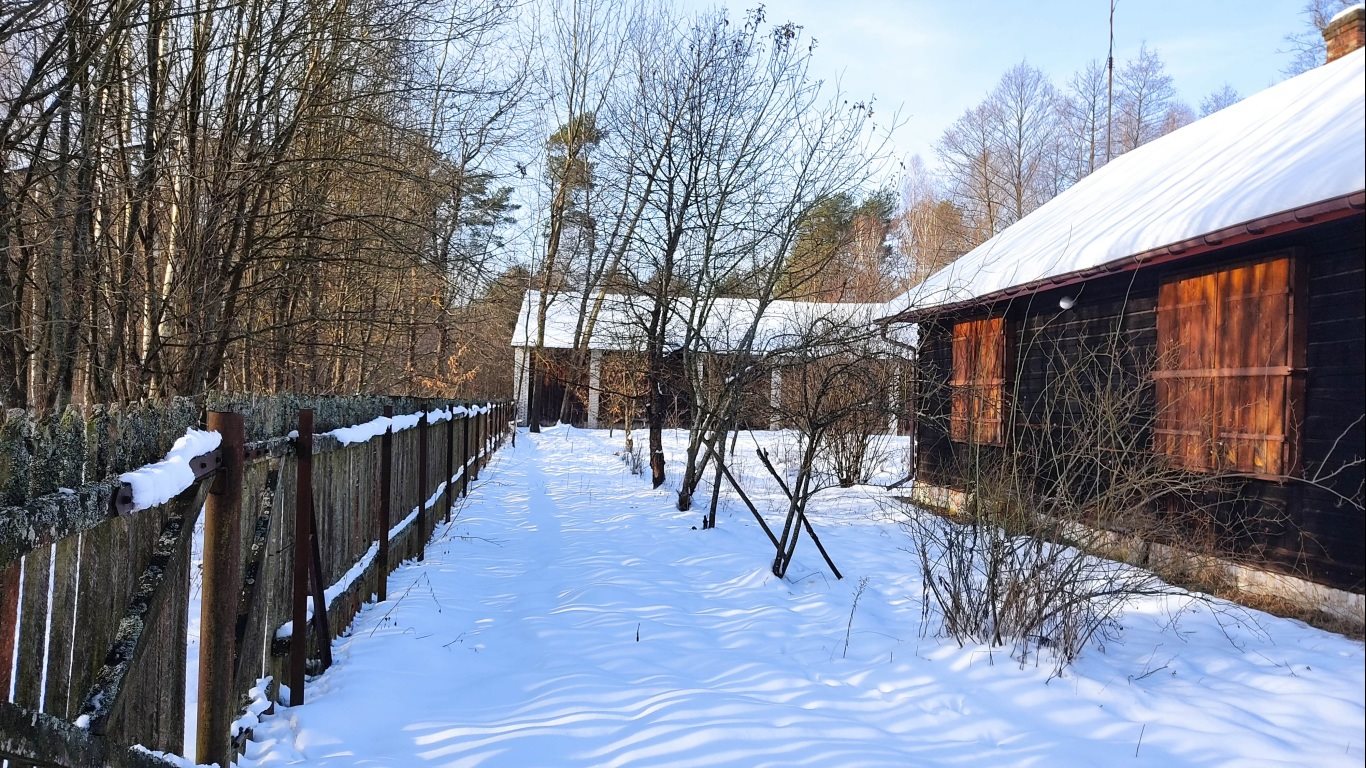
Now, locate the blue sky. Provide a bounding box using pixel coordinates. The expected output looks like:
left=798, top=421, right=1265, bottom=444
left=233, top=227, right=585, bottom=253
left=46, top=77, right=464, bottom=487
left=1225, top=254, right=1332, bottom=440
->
left=690, top=0, right=1308, bottom=171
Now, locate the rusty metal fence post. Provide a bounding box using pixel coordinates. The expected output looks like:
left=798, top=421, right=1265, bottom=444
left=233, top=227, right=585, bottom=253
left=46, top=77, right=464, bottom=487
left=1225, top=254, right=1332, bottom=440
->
left=460, top=411, right=471, bottom=498
left=444, top=408, right=455, bottom=523
left=198, top=411, right=244, bottom=767
left=378, top=405, right=392, bottom=602
left=471, top=411, right=482, bottom=482
left=417, top=401, right=429, bottom=561
left=290, top=410, right=313, bottom=706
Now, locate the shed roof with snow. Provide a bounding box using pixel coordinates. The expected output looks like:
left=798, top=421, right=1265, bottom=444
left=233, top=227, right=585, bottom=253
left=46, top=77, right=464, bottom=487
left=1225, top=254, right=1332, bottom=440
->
left=511, top=291, right=890, bottom=354
left=884, top=48, right=1366, bottom=319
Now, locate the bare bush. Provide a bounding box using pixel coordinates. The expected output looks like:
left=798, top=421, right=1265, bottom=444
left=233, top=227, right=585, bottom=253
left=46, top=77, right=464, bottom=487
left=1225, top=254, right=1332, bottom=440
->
left=902, top=322, right=1240, bottom=671
left=816, top=363, right=900, bottom=488
left=760, top=320, right=896, bottom=577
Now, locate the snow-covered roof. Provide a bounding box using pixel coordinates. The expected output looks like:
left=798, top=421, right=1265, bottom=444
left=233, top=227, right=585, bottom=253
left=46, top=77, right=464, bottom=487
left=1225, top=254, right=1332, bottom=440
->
left=511, top=290, right=891, bottom=353
left=884, top=48, right=1366, bottom=318
left=511, top=291, right=649, bottom=351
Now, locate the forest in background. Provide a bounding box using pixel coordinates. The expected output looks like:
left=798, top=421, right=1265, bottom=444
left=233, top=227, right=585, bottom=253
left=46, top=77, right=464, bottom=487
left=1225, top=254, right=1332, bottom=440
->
left=1, top=0, right=528, bottom=410
left=0, top=0, right=1347, bottom=414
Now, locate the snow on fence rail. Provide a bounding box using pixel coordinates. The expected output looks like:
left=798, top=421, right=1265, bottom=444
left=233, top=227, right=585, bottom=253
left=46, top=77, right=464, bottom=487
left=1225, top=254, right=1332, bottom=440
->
left=0, top=395, right=513, bottom=768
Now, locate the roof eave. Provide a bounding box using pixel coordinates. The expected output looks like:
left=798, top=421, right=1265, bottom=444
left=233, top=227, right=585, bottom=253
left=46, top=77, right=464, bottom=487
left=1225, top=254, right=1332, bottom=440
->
left=886, top=191, right=1366, bottom=324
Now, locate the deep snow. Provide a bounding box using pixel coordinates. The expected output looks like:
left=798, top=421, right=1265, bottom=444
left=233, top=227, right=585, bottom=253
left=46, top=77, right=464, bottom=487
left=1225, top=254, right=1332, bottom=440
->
left=232, top=426, right=1364, bottom=767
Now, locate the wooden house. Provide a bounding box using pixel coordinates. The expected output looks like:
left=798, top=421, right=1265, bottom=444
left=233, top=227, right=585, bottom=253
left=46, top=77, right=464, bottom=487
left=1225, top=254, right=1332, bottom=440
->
left=510, top=290, right=894, bottom=430
left=883, top=17, right=1365, bottom=609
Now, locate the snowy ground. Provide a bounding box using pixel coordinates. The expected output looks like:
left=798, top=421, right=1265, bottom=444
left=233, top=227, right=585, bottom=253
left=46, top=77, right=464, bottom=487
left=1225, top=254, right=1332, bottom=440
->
left=233, top=426, right=1365, bottom=767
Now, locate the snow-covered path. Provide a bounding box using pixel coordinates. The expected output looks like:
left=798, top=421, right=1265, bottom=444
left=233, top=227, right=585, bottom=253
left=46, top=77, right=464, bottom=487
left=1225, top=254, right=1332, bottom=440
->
left=240, top=426, right=1365, bottom=767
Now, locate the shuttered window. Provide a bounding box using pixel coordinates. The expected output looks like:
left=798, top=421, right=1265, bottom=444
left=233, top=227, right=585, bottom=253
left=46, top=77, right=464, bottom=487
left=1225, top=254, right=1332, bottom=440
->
left=950, top=316, right=1006, bottom=446
left=1154, top=254, right=1304, bottom=476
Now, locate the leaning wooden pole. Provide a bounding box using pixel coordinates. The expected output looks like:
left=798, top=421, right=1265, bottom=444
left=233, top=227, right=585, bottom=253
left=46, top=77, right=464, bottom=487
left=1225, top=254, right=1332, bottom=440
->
left=702, top=440, right=780, bottom=548
left=198, top=411, right=244, bottom=767
left=378, top=405, right=393, bottom=602
left=307, top=502, right=333, bottom=670
left=753, top=447, right=842, bottom=580
left=797, top=509, right=843, bottom=580
left=289, top=409, right=313, bottom=706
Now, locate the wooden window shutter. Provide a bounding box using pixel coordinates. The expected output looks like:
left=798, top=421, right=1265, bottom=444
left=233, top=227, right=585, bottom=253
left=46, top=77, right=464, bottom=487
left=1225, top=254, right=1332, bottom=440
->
left=1155, top=254, right=1302, bottom=475
left=951, top=317, right=1006, bottom=445
left=950, top=323, right=972, bottom=442
left=1215, top=257, right=1298, bottom=475
left=1155, top=273, right=1219, bottom=471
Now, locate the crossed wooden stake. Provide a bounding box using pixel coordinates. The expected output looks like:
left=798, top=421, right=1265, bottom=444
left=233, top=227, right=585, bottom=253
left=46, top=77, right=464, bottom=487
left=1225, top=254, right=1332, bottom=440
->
left=700, top=439, right=842, bottom=580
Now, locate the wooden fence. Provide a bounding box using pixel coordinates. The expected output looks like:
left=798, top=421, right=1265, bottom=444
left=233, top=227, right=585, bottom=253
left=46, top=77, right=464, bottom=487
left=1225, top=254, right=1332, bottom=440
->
left=0, top=395, right=514, bottom=767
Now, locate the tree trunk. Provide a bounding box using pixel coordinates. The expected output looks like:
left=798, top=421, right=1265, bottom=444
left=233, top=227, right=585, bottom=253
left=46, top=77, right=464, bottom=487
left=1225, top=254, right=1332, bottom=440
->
left=526, top=351, right=541, bottom=431
left=648, top=400, right=665, bottom=488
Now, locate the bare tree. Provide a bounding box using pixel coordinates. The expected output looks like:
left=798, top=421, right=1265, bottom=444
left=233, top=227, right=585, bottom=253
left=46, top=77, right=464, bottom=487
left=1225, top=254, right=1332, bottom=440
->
left=1056, top=60, right=1109, bottom=184
left=660, top=9, right=884, bottom=502
left=1112, top=44, right=1177, bottom=154
left=990, top=62, right=1058, bottom=227
left=935, top=63, right=1058, bottom=248
left=757, top=314, right=894, bottom=577
left=1199, top=83, right=1242, bottom=116
left=936, top=102, right=1001, bottom=245
left=580, top=6, right=882, bottom=489
left=930, top=46, right=1194, bottom=258
left=895, top=156, right=969, bottom=287
left=524, top=0, right=630, bottom=432
left=1160, top=101, right=1195, bottom=135
left=1283, top=0, right=1356, bottom=75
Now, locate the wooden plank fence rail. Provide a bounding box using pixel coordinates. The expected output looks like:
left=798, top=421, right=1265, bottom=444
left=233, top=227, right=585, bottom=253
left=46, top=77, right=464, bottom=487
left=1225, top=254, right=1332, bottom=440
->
left=0, top=396, right=513, bottom=768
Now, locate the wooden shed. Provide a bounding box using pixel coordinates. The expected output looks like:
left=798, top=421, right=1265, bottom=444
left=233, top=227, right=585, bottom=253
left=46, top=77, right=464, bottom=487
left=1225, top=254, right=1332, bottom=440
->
left=511, top=291, right=893, bottom=430
left=884, top=38, right=1365, bottom=604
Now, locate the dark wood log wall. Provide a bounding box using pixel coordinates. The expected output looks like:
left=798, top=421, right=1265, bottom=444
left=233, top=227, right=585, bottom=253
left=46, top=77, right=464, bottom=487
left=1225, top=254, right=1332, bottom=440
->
left=913, top=215, right=1364, bottom=592
left=529, top=349, right=588, bottom=426
left=538, top=349, right=694, bottom=428
left=703, top=353, right=770, bottom=430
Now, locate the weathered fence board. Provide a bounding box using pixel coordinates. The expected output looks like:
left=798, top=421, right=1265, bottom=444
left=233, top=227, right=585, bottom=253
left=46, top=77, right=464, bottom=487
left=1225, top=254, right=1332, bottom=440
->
left=233, top=454, right=285, bottom=708
left=0, top=563, right=18, bottom=702
left=42, top=535, right=80, bottom=719
left=1, top=409, right=34, bottom=505
left=14, top=544, right=52, bottom=711
left=85, top=484, right=206, bottom=752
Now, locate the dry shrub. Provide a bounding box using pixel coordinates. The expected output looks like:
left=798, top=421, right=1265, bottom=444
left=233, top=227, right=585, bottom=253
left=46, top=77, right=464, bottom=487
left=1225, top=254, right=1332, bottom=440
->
left=902, top=333, right=1241, bottom=672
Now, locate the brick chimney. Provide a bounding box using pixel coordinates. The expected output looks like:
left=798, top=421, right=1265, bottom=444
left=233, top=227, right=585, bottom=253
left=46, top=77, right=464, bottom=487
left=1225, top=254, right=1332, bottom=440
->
left=1324, top=4, right=1365, bottom=63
